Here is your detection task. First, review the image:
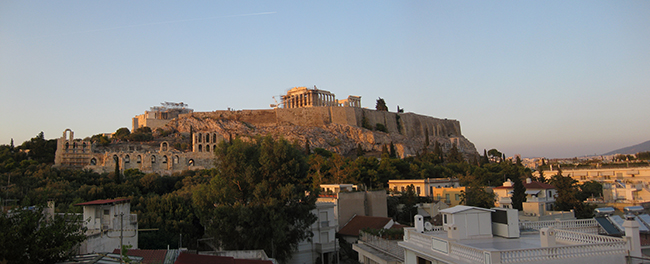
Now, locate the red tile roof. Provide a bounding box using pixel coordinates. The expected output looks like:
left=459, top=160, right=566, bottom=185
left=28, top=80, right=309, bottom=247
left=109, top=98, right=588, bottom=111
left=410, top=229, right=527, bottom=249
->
left=111, top=249, right=167, bottom=264
left=75, top=198, right=130, bottom=206
left=338, top=215, right=394, bottom=237
left=174, top=252, right=273, bottom=264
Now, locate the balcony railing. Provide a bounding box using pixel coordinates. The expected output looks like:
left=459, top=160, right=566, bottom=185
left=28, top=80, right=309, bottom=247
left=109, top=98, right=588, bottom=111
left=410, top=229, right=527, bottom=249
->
left=519, top=219, right=597, bottom=231
left=498, top=242, right=627, bottom=263
left=359, top=231, right=404, bottom=261
left=402, top=227, right=627, bottom=264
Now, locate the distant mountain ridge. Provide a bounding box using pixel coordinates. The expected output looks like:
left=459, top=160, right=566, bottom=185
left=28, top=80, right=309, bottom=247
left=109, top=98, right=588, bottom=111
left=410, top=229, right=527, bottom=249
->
left=603, top=140, right=650, bottom=155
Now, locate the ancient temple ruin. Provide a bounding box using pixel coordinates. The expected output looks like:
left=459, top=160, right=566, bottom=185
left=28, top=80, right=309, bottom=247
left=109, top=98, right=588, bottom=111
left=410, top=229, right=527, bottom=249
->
left=281, top=86, right=361, bottom=108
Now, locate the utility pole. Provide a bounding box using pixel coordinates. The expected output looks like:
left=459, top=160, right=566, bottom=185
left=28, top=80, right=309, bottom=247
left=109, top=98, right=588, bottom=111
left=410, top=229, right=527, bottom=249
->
left=116, top=212, right=124, bottom=264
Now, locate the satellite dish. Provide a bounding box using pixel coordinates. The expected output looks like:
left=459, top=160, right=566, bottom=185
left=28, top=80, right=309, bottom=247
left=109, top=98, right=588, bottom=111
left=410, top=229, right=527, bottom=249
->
left=424, top=222, right=433, bottom=231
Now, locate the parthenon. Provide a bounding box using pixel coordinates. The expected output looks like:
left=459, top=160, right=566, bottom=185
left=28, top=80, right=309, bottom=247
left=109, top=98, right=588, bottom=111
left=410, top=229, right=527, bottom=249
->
left=281, top=86, right=361, bottom=108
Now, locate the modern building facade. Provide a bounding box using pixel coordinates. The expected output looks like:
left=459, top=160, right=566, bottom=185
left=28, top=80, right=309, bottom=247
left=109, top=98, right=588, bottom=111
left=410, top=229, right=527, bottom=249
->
left=75, top=199, right=138, bottom=254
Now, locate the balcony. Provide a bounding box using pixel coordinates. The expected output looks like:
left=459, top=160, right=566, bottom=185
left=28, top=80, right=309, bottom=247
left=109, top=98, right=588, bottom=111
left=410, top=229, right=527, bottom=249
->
left=315, top=240, right=337, bottom=253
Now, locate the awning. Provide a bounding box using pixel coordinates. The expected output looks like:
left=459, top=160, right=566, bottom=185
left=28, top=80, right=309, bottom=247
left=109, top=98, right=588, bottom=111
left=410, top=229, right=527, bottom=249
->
left=525, top=190, right=541, bottom=195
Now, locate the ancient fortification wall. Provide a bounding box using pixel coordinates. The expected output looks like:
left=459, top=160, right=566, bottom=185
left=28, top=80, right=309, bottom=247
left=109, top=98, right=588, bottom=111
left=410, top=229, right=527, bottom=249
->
left=181, top=107, right=462, bottom=140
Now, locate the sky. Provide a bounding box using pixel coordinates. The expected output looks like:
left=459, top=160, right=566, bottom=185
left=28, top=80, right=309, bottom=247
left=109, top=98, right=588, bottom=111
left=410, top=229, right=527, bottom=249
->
left=1, top=1, right=649, bottom=159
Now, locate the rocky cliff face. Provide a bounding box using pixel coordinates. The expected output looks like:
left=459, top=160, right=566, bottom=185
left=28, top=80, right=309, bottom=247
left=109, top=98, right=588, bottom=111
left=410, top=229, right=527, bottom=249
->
left=164, top=108, right=478, bottom=159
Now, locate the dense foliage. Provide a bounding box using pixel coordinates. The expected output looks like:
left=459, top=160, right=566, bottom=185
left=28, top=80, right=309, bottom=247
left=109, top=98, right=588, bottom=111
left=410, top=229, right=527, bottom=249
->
left=0, top=208, right=86, bottom=263
left=193, top=136, right=317, bottom=262
left=0, top=133, right=610, bottom=262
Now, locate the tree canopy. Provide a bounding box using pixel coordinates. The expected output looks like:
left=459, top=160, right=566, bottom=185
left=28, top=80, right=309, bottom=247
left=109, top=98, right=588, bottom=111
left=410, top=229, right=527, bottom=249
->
left=0, top=207, right=86, bottom=263
left=375, top=98, right=388, bottom=111
left=192, top=136, right=317, bottom=262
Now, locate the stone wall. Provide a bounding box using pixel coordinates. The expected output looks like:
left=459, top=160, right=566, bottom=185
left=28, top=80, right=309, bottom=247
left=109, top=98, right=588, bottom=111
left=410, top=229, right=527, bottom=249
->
left=179, top=107, right=463, bottom=140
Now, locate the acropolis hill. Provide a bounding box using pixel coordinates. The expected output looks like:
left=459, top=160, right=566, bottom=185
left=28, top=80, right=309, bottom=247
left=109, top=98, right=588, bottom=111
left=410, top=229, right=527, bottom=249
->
left=56, top=87, right=478, bottom=174
left=143, top=87, right=478, bottom=158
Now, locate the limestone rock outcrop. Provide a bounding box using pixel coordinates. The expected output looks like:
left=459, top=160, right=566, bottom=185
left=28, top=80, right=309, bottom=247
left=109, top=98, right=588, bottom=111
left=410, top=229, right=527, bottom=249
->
left=164, top=107, right=478, bottom=159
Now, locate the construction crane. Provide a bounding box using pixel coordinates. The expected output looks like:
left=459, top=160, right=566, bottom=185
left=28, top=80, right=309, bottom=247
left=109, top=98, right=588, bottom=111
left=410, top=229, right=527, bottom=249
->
left=270, top=96, right=284, bottom=109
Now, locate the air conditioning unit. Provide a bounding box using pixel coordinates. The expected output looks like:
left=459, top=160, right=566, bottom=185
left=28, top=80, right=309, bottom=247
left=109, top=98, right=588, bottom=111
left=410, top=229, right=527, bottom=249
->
left=491, top=208, right=519, bottom=238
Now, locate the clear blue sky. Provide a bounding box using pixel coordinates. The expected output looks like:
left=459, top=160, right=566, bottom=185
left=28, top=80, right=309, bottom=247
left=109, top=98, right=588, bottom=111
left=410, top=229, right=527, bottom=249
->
left=1, top=1, right=649, bottom=158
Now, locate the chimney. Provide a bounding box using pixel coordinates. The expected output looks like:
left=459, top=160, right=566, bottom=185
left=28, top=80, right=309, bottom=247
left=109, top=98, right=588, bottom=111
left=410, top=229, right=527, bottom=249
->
left=623, top=215, right=642, bottom=258
left=415, top=215, right=424, bottom=233
left=540, top=227, right=556, bottom=247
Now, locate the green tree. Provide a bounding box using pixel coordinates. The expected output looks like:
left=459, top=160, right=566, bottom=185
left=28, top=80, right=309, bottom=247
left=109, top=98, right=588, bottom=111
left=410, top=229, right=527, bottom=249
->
left=389, top=142, right=396, bottom=158
left=446, top=143, right=464, bottom=164
left=114, top=127, right=131, bottom=140
left=193, top=136, right=317, bottom=262
left=578, top=180, right=603, bottom=201
left=90, top=134, right=111, bottom=146
left=460, top=176, right=495, bottom=209
left=480, top=149, right=489, bottom=166
left=549, top=171, right=596, bottom=219
left=356, top=143, right=365, bottom=157
left=510, top=176, right=526, bottom=211
left=375, top=98, right=388, bottom=111
left=487, top=149, right=502, bottom=163
left=0, top=207, right=86, bottom=263
left=432, top=141, right=444, bottom=164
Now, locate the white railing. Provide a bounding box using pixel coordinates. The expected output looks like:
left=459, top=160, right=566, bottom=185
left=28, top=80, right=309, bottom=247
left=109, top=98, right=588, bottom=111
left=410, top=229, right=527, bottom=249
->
left=519, top=219, right=598, bottom=231
left=360, top=232, right=404, bottom=261
left=499, top=241, right=627, bottom=263
left=449, top=242, right=485, bottom=263
left=554, top=229, right=624, bottom=244
left=406, top=229, right=433, bottom=246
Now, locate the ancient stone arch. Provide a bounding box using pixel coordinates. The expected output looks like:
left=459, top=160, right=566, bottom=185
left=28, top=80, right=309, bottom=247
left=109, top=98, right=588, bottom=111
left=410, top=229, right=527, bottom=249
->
left=124, top=155, right=130, bottom=163
left=188, top=159, right=194, bottom=166
left=63, top=129, right=74, bottom=141
left=137, top=155, right=142, bottom=163
left=163, top=155, right=168, bottom=164
left=151, top=155, right=156, bottom=163
left=205, top=145, right=210, bottom=152
left=160, top=141, right=169, bottom=152
left=90, top=158, right=97, bottom=165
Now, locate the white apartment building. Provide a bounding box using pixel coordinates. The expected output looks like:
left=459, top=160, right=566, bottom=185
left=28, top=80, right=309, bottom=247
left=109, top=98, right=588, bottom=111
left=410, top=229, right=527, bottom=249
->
left=289, top=202, right=339, bottom=264
left=395, top=205, right=640, bottom=264
left=75, top=199, right=138, bottom=254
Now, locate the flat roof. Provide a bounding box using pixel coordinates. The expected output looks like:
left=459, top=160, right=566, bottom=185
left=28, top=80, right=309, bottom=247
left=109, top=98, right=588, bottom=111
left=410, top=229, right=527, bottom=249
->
left=75, top=198, right=130, bottom=206
left=439, top=205, right=495, bottom=214
left=428, top=232, right=557, bottom=251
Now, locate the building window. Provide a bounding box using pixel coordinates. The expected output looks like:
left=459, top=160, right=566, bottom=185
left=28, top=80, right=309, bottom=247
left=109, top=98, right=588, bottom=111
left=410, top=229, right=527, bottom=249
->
left=198, top=133, right=202, bottom=143
left=162, top=155, right=168, bottom=163
left=90, top=158, right=97, bottom=165
left=151, top=155, right=156, bottom=163
left=213, top=134, right=217, bottom=142
left=188, top=159, right=194, bottom=166
left=416, top=186, right=421, bottom=195
left=443, top=214, right=447, bottom=224
left=205, top=134, right=210, bottom=143
left=445, top=194, right=450, bottom=203
left=198, top=145, right=202, bottom=152
left=205, top=145, right=210, bottom=152
left=137, top=155, right=142, bottom=163
left=162, top=142, right=168, bottom=151
left=124, top=155, right=130, bottom=163
left=455, top=194, right=460, bottom=201
left=174, top=155, right=179, bottom=164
